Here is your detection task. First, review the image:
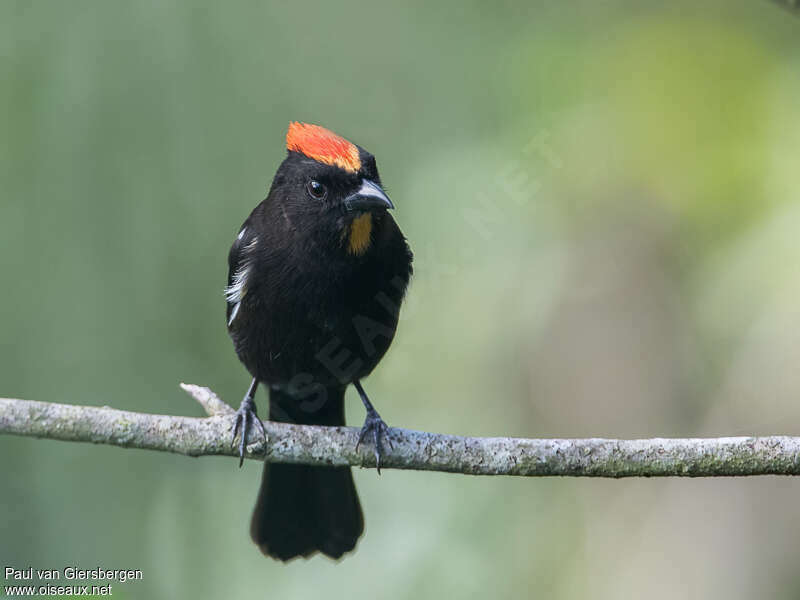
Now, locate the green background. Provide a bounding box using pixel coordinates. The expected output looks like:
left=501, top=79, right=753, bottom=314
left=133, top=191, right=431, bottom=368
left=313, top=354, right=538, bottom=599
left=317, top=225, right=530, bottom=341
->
left=2, top=1, right=800, bottom=598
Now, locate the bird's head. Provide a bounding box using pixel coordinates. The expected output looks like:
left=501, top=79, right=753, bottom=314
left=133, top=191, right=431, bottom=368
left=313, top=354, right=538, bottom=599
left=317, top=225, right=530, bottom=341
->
left=269, top=122, right=394, bottom=256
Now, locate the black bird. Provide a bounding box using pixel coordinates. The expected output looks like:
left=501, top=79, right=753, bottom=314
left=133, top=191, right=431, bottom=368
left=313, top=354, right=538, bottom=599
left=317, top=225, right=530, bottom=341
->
left=226, top=122, right=413, bottom=561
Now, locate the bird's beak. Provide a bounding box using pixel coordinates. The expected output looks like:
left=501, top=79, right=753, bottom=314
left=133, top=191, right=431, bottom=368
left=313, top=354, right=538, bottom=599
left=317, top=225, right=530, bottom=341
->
left=343, top=179, right=394, bottom=212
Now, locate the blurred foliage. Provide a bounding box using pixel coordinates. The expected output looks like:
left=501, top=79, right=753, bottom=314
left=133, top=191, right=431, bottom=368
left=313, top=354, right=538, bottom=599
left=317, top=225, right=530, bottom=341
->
left=2, top=1, right=800, bottom=598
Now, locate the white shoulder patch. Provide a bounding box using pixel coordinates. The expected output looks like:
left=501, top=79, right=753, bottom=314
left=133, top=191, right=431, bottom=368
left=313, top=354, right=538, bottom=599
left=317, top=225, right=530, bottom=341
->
left=225, top=265, right=250, bottom=305
left=225, top=266, right=249, bottom=326
left=226, top=234, right=258, bottom=326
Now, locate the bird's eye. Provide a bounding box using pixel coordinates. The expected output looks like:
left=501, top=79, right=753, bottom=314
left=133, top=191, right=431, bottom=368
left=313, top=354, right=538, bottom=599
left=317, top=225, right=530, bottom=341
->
left=306, top=180, right=327, bottom=200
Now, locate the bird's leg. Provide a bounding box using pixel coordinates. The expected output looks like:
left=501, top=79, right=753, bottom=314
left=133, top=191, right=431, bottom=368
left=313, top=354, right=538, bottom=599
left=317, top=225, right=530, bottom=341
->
left=231, top=377, right=266, bottom=467
left=354, top=380, right=392, bottom=474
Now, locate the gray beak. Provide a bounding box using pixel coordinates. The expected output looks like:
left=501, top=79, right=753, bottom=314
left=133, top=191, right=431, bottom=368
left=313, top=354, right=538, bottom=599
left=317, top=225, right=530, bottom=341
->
left=343, top=179, right=394, bottom=212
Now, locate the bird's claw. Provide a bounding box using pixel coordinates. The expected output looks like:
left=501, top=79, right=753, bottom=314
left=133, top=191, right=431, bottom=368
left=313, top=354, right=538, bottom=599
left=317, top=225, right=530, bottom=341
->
left=230, top=396, right=266, bottom=468
left=356, top=409, right=392, bottom=474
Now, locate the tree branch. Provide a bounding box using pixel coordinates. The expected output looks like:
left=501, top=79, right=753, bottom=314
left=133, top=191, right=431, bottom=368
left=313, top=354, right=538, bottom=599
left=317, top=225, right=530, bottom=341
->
left=2, top=385, right=800, bottom=477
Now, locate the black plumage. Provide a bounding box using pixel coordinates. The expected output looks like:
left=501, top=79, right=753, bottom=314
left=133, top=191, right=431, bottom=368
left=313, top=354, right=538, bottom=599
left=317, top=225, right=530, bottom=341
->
left=226, top=123, right=412, bottom=561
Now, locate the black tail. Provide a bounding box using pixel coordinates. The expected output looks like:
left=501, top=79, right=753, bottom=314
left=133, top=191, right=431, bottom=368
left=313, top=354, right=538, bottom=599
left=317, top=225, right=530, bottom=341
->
left=250, top=386, right=363, bottom=561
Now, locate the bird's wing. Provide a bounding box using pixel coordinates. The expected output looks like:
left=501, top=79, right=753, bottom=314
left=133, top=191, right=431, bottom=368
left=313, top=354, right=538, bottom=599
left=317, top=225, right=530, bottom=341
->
left=226, top=222, right=257, bottom=327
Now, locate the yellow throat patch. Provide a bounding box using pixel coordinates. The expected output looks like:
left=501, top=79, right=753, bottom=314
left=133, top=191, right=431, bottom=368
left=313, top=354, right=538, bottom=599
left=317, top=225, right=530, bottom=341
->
left=346, top=213, right=373, bottom=255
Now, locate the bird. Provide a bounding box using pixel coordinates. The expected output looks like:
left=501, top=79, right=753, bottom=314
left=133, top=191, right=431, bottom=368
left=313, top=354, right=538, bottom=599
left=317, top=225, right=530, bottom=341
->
left=225, top=122, right=413, bottom=561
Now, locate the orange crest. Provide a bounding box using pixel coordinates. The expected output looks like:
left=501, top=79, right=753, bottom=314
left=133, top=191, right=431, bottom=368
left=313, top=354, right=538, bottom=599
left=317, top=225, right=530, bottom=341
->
left=286, top=122, right=361, bottom=173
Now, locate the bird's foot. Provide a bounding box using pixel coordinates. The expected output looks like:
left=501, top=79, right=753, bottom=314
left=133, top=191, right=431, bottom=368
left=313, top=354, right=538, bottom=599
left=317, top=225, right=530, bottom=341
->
left=230, top=395, right=266, bottom=467
left=356, top=408, right=393, bottom=474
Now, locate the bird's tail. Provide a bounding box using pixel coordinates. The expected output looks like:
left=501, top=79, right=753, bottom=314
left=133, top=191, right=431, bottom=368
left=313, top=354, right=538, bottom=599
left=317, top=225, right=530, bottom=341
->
left=250, top=386, right=363, bottom=561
